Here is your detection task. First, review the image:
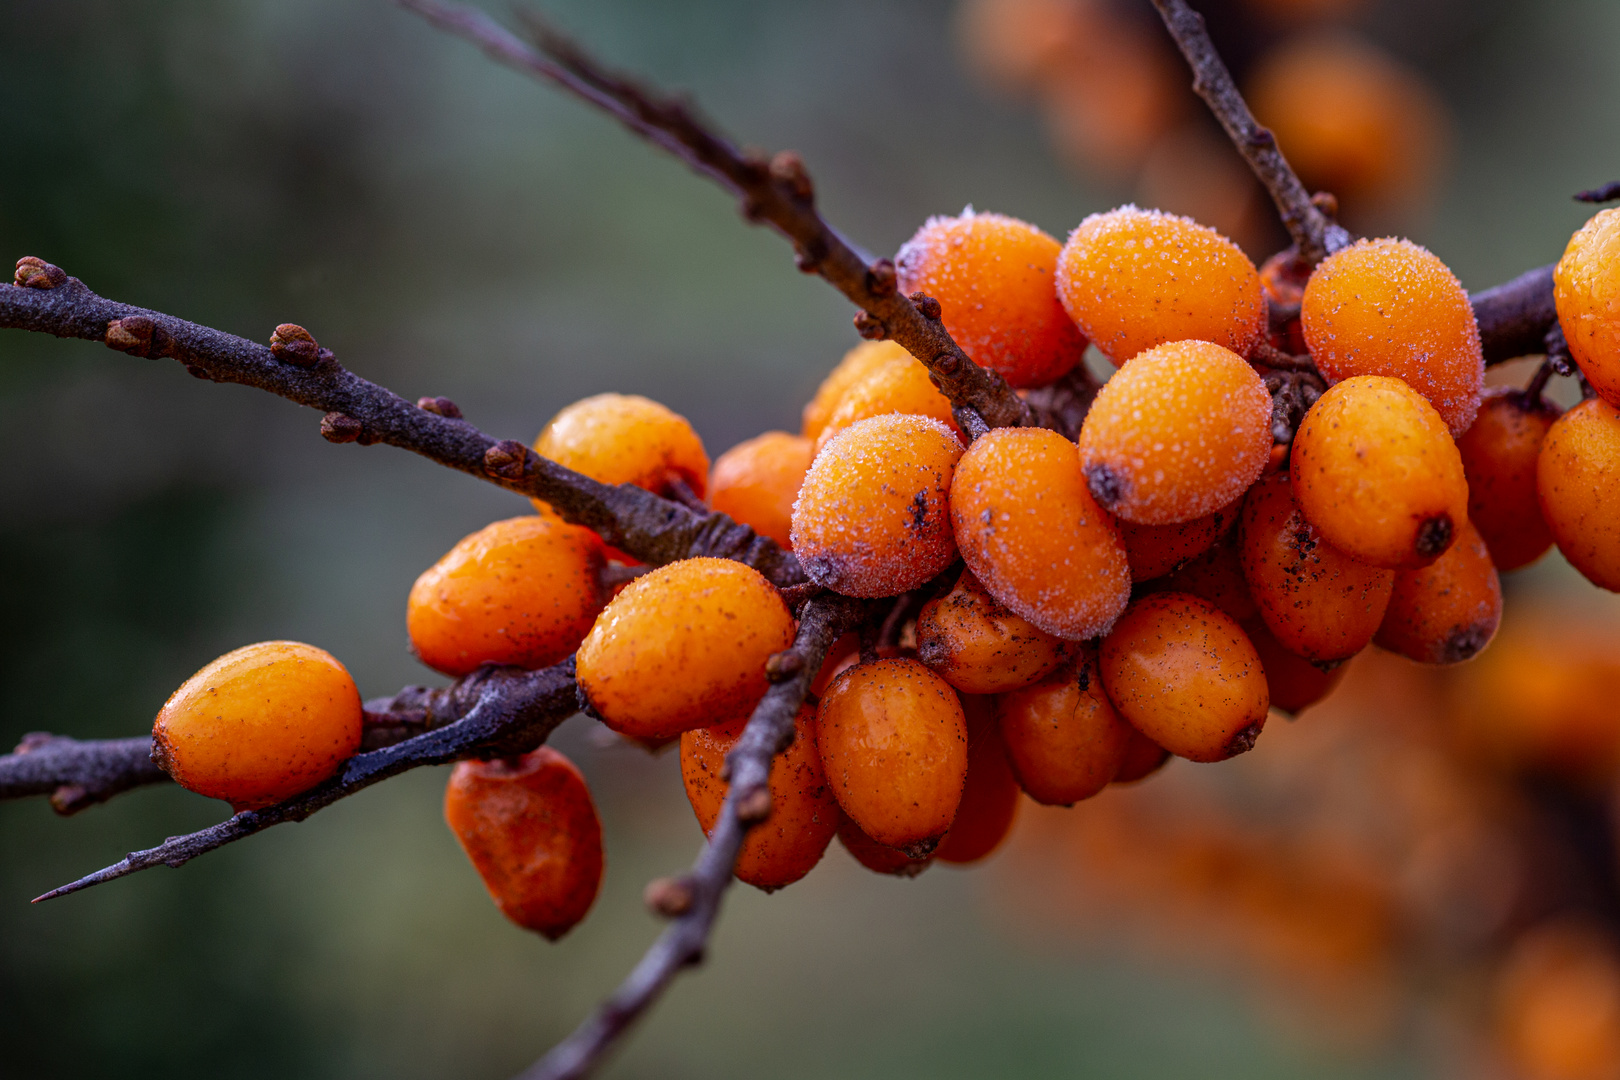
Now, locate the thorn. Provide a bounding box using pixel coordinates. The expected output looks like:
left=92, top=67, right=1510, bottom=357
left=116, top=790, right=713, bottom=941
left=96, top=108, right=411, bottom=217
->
left=643, top=875, right=695, bottom=918
left=735, top=785, right=772, bottom=824
left=321, top=412, right=364, bottom=443
left=909, top=292, right=942, bottom=321
left=416, top=395, right=463, bottom=419
left=483, top=440, right=531, bottom=480
left=269, top=323, right=323, bottom=366
left=853, top=310, right=887, bottom=340
left=764, top=650, right=804, bottom=682
left=768, top=150, right=814, bottom=202
left=14, top=257, right=66, bottom=289
left=49, top=785, right=91, bottom=816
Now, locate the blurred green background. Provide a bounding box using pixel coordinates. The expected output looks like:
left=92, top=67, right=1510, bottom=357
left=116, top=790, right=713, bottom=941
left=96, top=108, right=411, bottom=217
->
left=1, top=1, right=1617, bottom=1077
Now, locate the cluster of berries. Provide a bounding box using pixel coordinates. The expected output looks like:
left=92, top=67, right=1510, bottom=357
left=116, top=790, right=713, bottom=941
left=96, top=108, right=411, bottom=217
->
left=144, top=200, right=1620, bottom=943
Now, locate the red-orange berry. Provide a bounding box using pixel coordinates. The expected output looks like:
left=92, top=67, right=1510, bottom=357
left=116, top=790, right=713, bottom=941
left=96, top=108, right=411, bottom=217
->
left=835, top=810, right=934, bottom=878
left=813, top=352, right=959, bottom=453
left=707, top=431, right=814, bottom=550
left=1118, top=501, right=1239, bottom=582
left=951, top=427, right=1130, bottom=641
left=680, top=706, right=837, bottom=891
left=1242, top=618, right=1345, bottom=717
left=443, top=747, right=603, bottom=940
left=1155, top=533, right=1260, bottom=624
left=996, top=646, right=1133, bottom=805
left=1555, top=207, right=1620, bottom=407
left=1456, top=387, right=1561, bottom=572
left=153, top=641, right=363, bottom=811
left=1375, top=517, right=1502, bottom=664
left=1537, top=397, right=1620, bottom=591
left=1111, top=726, right=1171, bottom=784
left=895, top=210, right=1087, bottom=388
left=936, top=696, right=1021, bottom=864
left=1099, top=592, right=1270, bottom=763
left=801, top=341, right=909, bottom=442
left=915, top=569, right=1068, bottom=694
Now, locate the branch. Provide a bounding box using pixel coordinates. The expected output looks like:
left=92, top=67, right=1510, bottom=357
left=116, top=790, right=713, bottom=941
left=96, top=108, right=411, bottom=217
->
left=33, top=661, right=578, bottom=902
left=0, top=267, right=802, bottom=586
left=521, top=594, right=868, bottom=1080
left=1576, top=182, right=1620, bottom=204
left=1148, top=0, right=1351, bottom=264
left=1472, top=263, right=1559, bottom=366
left=393, top=0, right=1034, bottom=430
left=0, top=734, right=167, bottom=815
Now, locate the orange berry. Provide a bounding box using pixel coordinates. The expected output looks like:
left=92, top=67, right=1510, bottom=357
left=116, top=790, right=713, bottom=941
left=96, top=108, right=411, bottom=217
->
left=996, top=646, right=1134, bottom=805
left=791, top=414, right=964, bottom=597
left=1555, top=207, right=1620, bottom=407
left=915, top=569, right=1068, bottom=694
left=1242, top=618, right=1345, bottom=717
left=1456, top=387, right=1561, bottom=571
left=1099, top=592, right=1269, bottom=763
left=707, top=431, right=814, bottom=550
left=406, top=516, right=604, bottom=677
left=817, top=658, right=969, bottom=853
left=810, top=631, right=861, bottom=698
left=951, top=427, right=1130, bottom=641
left=1110, top=726, right=1171, bottom=784
left=1300, top=238, right=1483, bottom=435
left=1538, top=397, right=1620, bottom=591
left=895, top=210, right=1087, bottom=388
left=1155, top=533, right=1260, bottom=623
left=153, top=641, right=362, bottom=811
left=1258, top=248, right=1311, bottom=354
left=1055, top=205, right=1266, bottom=363
left=575, top=558, right=794, bottom=740
left=532, top=392, right=709, bottom=509
left=680, top=706, right=837, bottom=891
left=1079, top=339, right=1272, bottom=524
left=1238, top=471, right=1394, bottom=664
left=835, top=809, right=933, bottom=877
left=936, top=696, right=1021, bottom=864
left=1495, top=923, right=1620, bottom=1080
left=1374, top=517, right=1502, bottom=664
left=1121, top=500, right=1240, bottom=582
left=813, top=351, right=959, bottom=453
left=443, top=747, right=603, bottom=940
left=1291, top=374, right=1469, bottom=569
left=801, top=341, right=909, bottom=442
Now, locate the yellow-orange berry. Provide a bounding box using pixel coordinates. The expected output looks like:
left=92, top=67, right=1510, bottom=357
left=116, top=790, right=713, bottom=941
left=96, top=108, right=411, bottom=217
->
left=1242, top=618, right=1345, bottom=717
left=1079, top=340, right=1272, bottom=524
left=801, top=341, right=909, bottom=442
left=680, top=705, right=836, bottom=891
left=951, top=427, right=1130, bottom=641
left=1118, top=500, right=1239, bottom=582
left=532, top=392, right=709, bottom=509
left=1055, top=205, right=1266, bottom=363
left=1099, top=592, right=1269, bottom=763
left=936, top=696, right=1021, bottom=864
left=915, top=569, right=1068, bottom=694
left=1555, top=208, right=1620, bottom=407
left=1111, top=726, right=1171, bottom=784
left=707, top=431, right=814, bottom=550
left=835, top=809, right=933, bottom=877
left=791, top=414, right=964, bottom=597
left=813, top=352, right=959, bottom=453
left=895, top=210, right=1087, bottom=388
left=152, top=642, right=363, bottom=811
left=407, top=516, right=604, bottom=677
left=444, top=747, right=603, bottom=940
left=1291, top=374, right=1469, bottom=569
left=575, top=558, right=794, bottom=740
left=817, top=658, right=969, bottom=853
left=1457, top=387, right=1561, bottom=572
left=1301, top=238, right=1483, bottom=435
left=1375, top=517, right=1502, bottom=664
left=1155, top=533, right=1260, bottom=624
left=1239, top=471, right=1394, bottom=664
left=1538, top=397, right=1620, bottom=591
left=996, top=646, right=1133, bottom=805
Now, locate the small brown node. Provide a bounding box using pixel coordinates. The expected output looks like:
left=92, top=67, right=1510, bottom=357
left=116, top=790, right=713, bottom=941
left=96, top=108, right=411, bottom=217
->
left=764, top=649, right=804, bottom=682
left=12, top=732, right=59, bottom=755
left=416, top=396, right=463, bottom=419
left=735, top=785, right=772, bottom=824
left=1310, top=191, right=1340, bottom=219
left=909, top=292, right=943, bottom=321
left=853, top=310, right=887, bottom=340
left=105, top=315, right=158, bottom=356
left=643, top=875, right=695, bottom=918
left=269, top=323, right=322, bottom=366
left=185, top=365, right=212, bottom=380
left=1416, top=514, right=1454, bottom=559
left=1224, top=720, right=1263, bottom=758
left=898, top=836, right=940, bottom=860
left=866, top=258, right=897, bottom=298
left=933, top=351, right=963, bottom=377
left=14, top=257, right=66, bottom=290
left=49, top=785, right=92, bottom=817
left=483, top=439, right=531, bottom=480
left=768, top=150, right=814, bottom=201
left=320, top=412, right=363, bottom=444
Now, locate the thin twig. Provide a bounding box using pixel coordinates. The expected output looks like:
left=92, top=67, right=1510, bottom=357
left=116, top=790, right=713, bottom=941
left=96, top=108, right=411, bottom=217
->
left=1576, top=181, right=1620, bottom=204
left=393, top=0, right=1034, bottom=430
left=1147, top=0, right=1351, bottom=264
left=0, top=735, right=167, bottom=814
left=1472, top=263, right=1559, bottom=366
left=521, top=594, right=868, bottom=1080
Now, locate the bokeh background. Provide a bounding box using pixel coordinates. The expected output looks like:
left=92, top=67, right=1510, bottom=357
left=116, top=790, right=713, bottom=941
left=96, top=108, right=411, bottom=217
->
left=3, top=0, right=1620, bottom=1077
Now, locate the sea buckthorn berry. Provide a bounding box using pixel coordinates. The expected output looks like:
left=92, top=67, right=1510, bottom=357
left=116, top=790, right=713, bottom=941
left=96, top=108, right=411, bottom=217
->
left=1300, top=238, right=1483, bottom=436
left=951, top=427, right=1130, bottom=641
left=1538, top=397, right=1620, bottom=592
left=1099, top=592, right=1269, bottom=763
left=407, top=516, right=605, bottom=677
left=791, top=414, right=964, bottom=597
left=1078, top=340, right=1272, bottom=524
left=708, top=431, right=814, bottom=550
left=1375, top=517, right=1502, bottom=664
left=1457, top=387, right=1561, bottom=572
left=813, top=351, right=959, bottom=453
left=1242, top=619, right=1345, bottom=717
left=802, top=340, right=909, bottom=442
left=817, top=658, right=969, bottom=854
left=915, top=569, right=1068, bottom=694
left=1291, top=375, right=1468, bottom=570
left=1119, top=500, right=1239, bottom=582
left=1495, top=923, right=1620, bottom=1080
left=1111, top=726, right=1171, bottom=784
left=531, top=392, right=709, bottom=512
left=836, top=810, right=933, bottom=878
left=443, top=747, right=603, bottom=940
left=936, top=696, right=1021, bottom=864
left=1555, top=208, right=1620, bottom=407
left=1259, top=248, right=1311, bottom=354
left=1239, top=471, right=1394, bottom=664
left=153, top=642, right=363, bottom=811
left=576, top=558, right=794, bottom=740
left=680, top=705, right=836, bottom=891
left=894, top=210, right=1087, bottom=388
left=996, top=646, right=1133, bottom=805
left=1156, top=533, right=1259, bottom=624
left=810, top=632, right=860, bottom=698
left=1055, top=205, right=1266, bottom=363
